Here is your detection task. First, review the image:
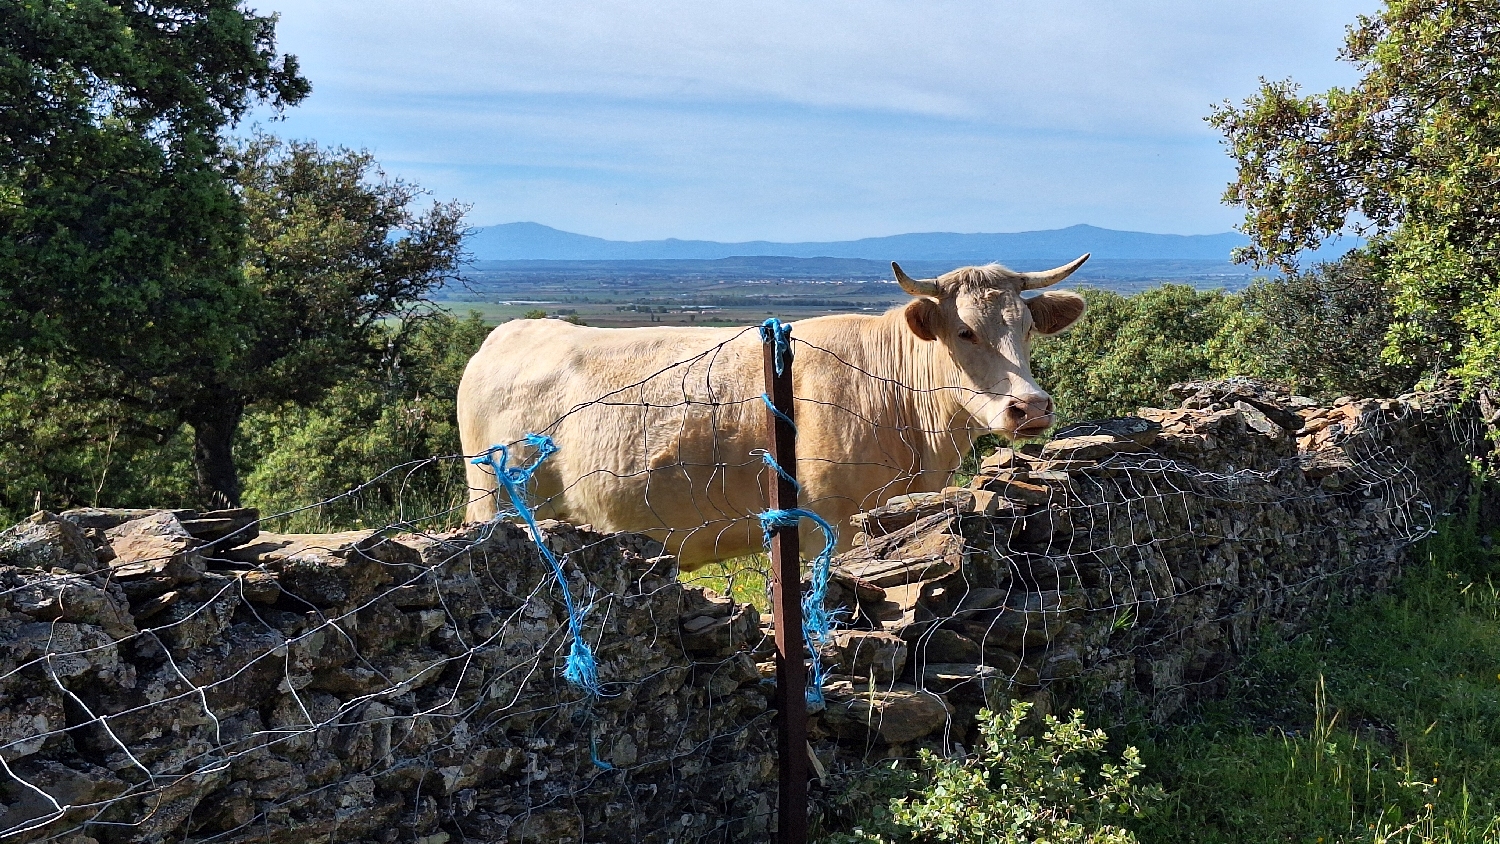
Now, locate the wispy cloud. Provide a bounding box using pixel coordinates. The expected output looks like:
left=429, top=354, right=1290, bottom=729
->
left=253, top=0, right=1378, bottom=240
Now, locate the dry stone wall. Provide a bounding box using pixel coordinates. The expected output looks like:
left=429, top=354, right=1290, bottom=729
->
left=0, top=378, right=1486, bottom=842
left=0, top=515, right=776, bottom=843
left=813, top=379, right=1482, bottom=757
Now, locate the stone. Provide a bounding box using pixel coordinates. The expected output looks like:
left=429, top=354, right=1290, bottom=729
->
left=908, top=628, right=980, bottom=664
left=850, top=493, right=948, bottom=536
left=1040, top=434, right=1151, bottom=461
left=979, top=447, right=1025, bottom=473
left=0, top=567, right=135, bottom=639
left=105, top=512, right=205, bottom=583
left=833, top=515, right=962, bottom=589
left=821, top=682, right=953, bottom=744
left=918, top=662, right=1000, bottom=696
left=179, top=508, right=260, bottom=546
left=0, top=512, right=97, bottom=574
left=1039, top=645, right=1084, bottom=681
left=681, top=603, right=759, bottom=658
left=225, top=531, right=412, bottom=607
left=60, top=507, right=195, bottom=531
left=824, top=631, right=907, bottom=683
left=1052, top=417, right=1163, bottom=446
left=969, top=477, right=1055, bottom=505
left=237, top=569, right=282, bottom=603
left=1234, top=401, right=1285, bottom=440
left=1034, top=459, right=1096, bottom=474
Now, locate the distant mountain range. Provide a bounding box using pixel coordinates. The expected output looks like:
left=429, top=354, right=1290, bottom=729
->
left=468, top=222, right=1304, bottom=262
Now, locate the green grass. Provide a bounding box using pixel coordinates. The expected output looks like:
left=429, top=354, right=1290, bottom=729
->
left=681, top=553, right=773, bottom=612
left=1125, top=506, right=1500, bottom=843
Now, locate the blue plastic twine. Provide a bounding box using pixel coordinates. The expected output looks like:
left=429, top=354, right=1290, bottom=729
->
left=757, top=506, right=837, bottom=708
left=760, top=318, right=793, bottom=376
left=761, top=392, right=796, bottom=432
left=757, top=317, right=835, bottom=708
left=472, top=435, right=603, bottom=698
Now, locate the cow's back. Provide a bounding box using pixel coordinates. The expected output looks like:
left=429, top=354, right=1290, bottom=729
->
left=458, top=319, right=771, bottom=560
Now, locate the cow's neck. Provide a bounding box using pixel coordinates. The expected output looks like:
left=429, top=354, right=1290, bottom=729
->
left=859, top=308, right=974, bottom=475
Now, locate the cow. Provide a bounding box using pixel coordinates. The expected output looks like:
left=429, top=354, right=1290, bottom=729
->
left=457, top=256, right=1089, bottom=570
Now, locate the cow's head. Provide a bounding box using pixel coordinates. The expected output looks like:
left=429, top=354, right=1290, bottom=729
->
left=893, top=256, right=1088, bottom=438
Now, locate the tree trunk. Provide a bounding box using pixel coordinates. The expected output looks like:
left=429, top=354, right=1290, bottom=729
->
left=188, top=400, right=244, bottom=509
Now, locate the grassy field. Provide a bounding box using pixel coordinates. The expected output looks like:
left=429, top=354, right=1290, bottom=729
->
left=1122, top=508, right=1500, bottom=843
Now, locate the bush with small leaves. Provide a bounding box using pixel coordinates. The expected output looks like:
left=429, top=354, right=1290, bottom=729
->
left=821, top=701, right=1161, bottom=843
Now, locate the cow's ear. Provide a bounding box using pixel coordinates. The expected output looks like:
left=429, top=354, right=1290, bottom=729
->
left=904, top=299, right=941, bottom=341
left=1027, top=290, right=1086, bottom=336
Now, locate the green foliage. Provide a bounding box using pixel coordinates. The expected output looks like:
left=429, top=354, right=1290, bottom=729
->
left=0, top=0, right=307, bottom=387
left=238, top=311, right=489, bottom=531
left=1210, top=0, right=1500, bottom=383
left=522, top=309, right=547, bottom=319
left=1129, top=507, right=1500, bottom=843
left=681, top=555, right=771, bottom=612
left=1230, top=254, right=1425, bottom=399
left=232, top=134, right=469, bottom=407
left=177, top=135, right=468, bottom=506
left=1031, top=285, right=1242, bottom=423
left=0, top=356, right=194, bottom=521
left=822, top=702, right=1161, bottom=844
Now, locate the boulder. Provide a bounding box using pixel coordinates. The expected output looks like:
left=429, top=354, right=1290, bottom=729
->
left=224, top=531, right=413, bottom=607
left=105, top=512, right=205, bottom=584
left=820, top=681, right=953, bottom=744
left=0, top=512, right=97, bottom=574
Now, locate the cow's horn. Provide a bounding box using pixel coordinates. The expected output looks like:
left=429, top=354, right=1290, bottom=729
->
left=1020, top=253, right=1090, bottom=290
left=892, top=262, right=941, bottom=297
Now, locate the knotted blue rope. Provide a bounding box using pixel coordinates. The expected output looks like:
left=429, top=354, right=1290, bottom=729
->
left=757, top=507, right=837, bottom=708
left=753, top=448, right=800, bottom=495
left=761, top=392, right=796, bottom=431
left=756, top=317, right=836, bottom=708
left=760, top=318, right=793, bottom=375
left=589, top=734, right=614, bottom=771
left=472, top=435, right=602, bottom=697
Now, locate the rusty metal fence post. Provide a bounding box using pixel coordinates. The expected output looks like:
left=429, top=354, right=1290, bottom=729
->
left=761, top=320, right=809, bottom=844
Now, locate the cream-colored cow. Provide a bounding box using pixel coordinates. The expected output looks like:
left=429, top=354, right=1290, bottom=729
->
left=458, top=257, right=1088, bottom=570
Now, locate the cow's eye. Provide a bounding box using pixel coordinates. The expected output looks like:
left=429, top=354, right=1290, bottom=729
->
left=957, top=327, right=977, bottom=342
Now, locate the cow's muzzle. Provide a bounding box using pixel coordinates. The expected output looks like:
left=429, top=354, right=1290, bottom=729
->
left=998, top=393, right=1054, bottom=437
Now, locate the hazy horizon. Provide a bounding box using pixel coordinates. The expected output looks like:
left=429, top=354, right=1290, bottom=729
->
left=252, top=1, right=1381, bottom=243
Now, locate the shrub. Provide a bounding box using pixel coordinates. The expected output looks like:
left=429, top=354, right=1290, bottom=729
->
left=822, top=702, right=1161, bottom=844
left=1229, top=254, right=1424, bottom=399
left=1031, top=285, right=1241, bottom=424
left=238, top=311, right=490, bottom=530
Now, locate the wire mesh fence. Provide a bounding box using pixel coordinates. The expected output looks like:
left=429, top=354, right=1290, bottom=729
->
left=0, top=278, right=1490, bottom=842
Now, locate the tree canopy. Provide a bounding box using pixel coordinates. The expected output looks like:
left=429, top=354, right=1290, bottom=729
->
left=181, top=136, right=467, bottom=506
left=1211, top=0, right=1500, bottom=381
left=0, top=0, right=309, bottom=374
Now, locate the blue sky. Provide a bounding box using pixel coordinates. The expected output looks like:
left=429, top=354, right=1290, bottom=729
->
left=251, top=0, right=1378, bottom=242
